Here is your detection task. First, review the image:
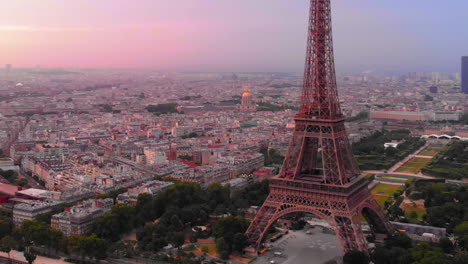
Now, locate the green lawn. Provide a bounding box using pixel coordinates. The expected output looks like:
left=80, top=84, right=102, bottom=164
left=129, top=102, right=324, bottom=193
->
left=379, top=175, right=408, bottom=180
left=419, top=150, right=438, bottom=157
left=372, top=183, right=404, bottom=196
left=404, top=208, right=426, bottom=223
left=371, top=184, right=404, bottom=207
left=374, top=195, right=390, bottom=207
left=396, top=157, right=432, bottom=174
left=418, top=144, right=443, bottom=157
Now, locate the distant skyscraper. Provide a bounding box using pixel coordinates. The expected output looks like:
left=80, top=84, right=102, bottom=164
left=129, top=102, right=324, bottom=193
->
left=429, top=86, right=438, bottom=94
left=462, top=56, right=468, bottom=94
left=5, top=64, right=12, bottom=74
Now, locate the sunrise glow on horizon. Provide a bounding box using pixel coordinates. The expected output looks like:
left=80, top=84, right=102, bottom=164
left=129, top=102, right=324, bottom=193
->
left=1, top=0, right=468, bottom=72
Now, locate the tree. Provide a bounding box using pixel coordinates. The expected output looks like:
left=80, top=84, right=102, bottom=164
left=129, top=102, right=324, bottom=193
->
left=63, top=235, right=84, bottom=257
left=0, top=236, right=16, bottom=261
left=216, top=238, right=230, bottom=260
left=438, top=237, right=454, bottom=254
left=81, top=234, right=108, bottom=260
left=19, top=220, right=63, bottom=250
left=232, top=233, right=247, bottom=253
left=0, top=216, right=12, bottom=238
left=24, top=248, right=37, bottom=264
left=145, top=104, right=178, bottom=114
left=93, top=213, right=122, bottom=241
left=213, top=216, right=249, bottom=257
left=343, top=250, right=370, bottom=264
left=259, top=147, right=284, bottom=165
left=170, top=215, right=184, bottom=230
left=452, top=251, right=468, bottom=264
left=454, top=221, right=468, bottom=250
left=108, top=240, right=137, bottom=258
left=371, top=245, right=413, bottom=264
left=385, top=232, right=412, bottom=249
left=134, top=193, right=154, bottom=226
left=171, top=232, right=185, bottom=249
left=93, top=204, right=135, bottom=241
left=410, top=243, right=447, bottom=264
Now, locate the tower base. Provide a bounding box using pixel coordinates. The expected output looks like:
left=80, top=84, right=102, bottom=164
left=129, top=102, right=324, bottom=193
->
left=245, top=175, right=393, bottom=254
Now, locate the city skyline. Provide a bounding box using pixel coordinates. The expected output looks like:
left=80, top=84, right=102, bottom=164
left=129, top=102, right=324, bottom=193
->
left=1, top=0, right=468, bottom=73
left=1, top=1, right=468, bottom=262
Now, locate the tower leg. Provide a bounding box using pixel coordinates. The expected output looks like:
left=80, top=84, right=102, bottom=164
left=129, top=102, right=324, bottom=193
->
left=334, top=215, right=368, bottom=253
left=245, top=203, right=279, bottom=249
left=361, top=198, right=395, bottom=236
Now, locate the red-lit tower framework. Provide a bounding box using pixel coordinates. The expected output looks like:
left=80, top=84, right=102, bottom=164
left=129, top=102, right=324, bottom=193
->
left=245, top=0, right=393, bottom=254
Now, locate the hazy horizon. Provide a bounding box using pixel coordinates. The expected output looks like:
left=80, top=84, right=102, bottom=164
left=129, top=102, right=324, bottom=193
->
left=1, top=0, right=467, bottom=73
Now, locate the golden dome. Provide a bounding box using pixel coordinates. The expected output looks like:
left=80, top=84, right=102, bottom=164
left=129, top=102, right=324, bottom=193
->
left=242, top=86, right=251, bottom=97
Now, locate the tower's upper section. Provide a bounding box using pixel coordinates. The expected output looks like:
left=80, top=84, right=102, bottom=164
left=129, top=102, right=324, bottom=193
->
left=298, top=0, right=343, bottom=121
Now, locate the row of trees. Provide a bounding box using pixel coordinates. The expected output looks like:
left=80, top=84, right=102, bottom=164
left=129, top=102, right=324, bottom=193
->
left=405, top=180, right=468, bottom=232
left=1, top=181, right=269, bottom=262
left=369, top=232, right=468, bottom=264
left=213, top=216, right=249, bottom=259
left=91, top=181, right=270, bottom=257
left=0, top=169, right=28, bottom=187
left=256, top=102, right=297, bottom=112
left=358, top=179, right=468, bottom=264
left=422, top=141, right=468, bottom=179
left=259, top=146, right=284, bottom=166
left=0, top=220, right=108, bottom=263
left=145, top=104, right=178, bottom=114
left=347, top=111, right=369, bottom=122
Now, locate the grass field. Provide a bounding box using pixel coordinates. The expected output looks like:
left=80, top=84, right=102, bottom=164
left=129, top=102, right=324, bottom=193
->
left=418, top=144, right=444, bottom=157
left=379, top=175, right=408, bottom=180
left=371, top=183, right=404, bottom=207
left=404, top=208, right=426, bottom=223
left=401, top=202, right=426, bottom=223
left=396, top=157, right=432, bottom=174
left=373, top=196, right=390, bottom=207
left=419, top=150, right=438, bottom=157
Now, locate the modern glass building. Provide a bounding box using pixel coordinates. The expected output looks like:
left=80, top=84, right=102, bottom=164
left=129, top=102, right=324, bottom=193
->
left=462, top=56, right=468, bottom=94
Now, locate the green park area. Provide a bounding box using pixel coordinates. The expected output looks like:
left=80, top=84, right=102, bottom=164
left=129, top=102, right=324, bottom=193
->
left=422, top=141, right=468, bottom=179
left=402, top=202, right=426, bottom=223
left=370, top=178, right=468, bottom=264
left=371, top=183, right=404, bottom=207
left=395, top=157, right=432, bottom=174
left=352, top=129, right=426, bottom=170
left=418, top=144, right=444, bottom=157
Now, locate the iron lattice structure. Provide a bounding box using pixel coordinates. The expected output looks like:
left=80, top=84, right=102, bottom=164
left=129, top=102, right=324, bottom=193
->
left=245, top=0, right=393, bottom=254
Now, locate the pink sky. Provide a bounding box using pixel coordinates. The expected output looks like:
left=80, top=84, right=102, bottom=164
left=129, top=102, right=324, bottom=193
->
left=1, top=0, right=467, bottom=72
left=1, top=0, right=302, bottom=70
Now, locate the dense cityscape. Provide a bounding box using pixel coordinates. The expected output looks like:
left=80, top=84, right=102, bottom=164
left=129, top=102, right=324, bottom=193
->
left=1, top=1, right=468, bottom=264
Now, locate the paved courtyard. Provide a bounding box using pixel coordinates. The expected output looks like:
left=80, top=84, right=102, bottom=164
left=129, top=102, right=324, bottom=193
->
left=252, top=226, right=341, bottom=264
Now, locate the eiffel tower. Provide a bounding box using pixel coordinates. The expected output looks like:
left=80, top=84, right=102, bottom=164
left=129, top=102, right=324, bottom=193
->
left=245, top=0, right=393, bottom=254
